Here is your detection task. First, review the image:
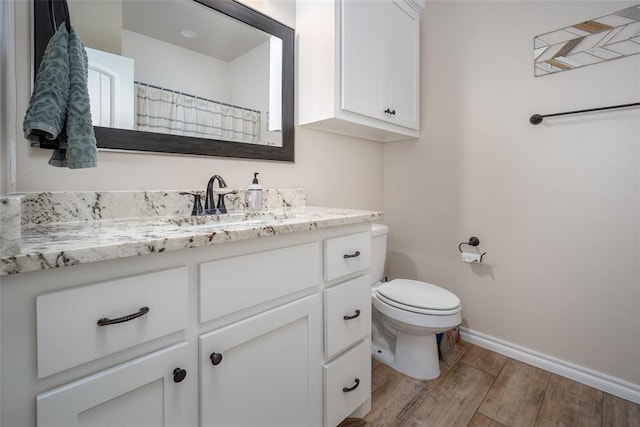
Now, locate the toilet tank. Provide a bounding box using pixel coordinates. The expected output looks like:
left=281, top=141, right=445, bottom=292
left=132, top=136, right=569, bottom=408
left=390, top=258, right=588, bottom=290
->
left=370, top=223, right=388, bottom=283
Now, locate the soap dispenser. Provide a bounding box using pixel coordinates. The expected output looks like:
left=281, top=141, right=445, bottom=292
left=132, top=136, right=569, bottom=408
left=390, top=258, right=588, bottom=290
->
left=247, top=172, right=262, bottom=211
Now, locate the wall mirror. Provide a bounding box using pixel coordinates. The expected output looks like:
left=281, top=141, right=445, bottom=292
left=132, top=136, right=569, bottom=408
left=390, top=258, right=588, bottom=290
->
left=534, top=4, right=640, bottom=76
left=33, top=0, right=295, bottom=161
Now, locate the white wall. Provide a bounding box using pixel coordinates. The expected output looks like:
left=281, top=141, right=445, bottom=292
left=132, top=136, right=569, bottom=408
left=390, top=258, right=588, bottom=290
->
left=229, top=40, right=281, bottom=146
left=229, top=41, right=268, bottom=112
left=122, top=30, right=231, bottom=102
left=8, top=0, right=384, bottom=210
left=384, top=1, right=640, bottom=385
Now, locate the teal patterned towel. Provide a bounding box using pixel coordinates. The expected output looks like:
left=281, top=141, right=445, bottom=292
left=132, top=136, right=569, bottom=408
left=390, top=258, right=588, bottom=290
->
left=23, top=24, right=97, bottom=169
left=23, top=25, right=69, bottom=147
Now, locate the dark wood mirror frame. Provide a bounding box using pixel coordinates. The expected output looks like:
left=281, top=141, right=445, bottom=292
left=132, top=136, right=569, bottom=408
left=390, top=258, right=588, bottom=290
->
left=33, top=0, right=295, bottom=162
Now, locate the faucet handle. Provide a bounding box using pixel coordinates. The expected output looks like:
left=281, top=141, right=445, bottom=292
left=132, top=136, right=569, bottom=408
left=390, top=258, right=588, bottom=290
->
left=179, top=192, right=204, bottom=216
left=216, top=190, right=238, bottom=214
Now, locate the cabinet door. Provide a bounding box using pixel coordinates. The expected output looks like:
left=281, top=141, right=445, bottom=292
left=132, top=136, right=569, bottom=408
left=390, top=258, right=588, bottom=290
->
left=385, top=0, right=420, bottom=129
left=340, top=0, right=385, bottom=121
left=341, top=0, right=419, bottom=129
left=200, top=294, right=322, bottom=427
left=37, top=343, right=195, bottom=427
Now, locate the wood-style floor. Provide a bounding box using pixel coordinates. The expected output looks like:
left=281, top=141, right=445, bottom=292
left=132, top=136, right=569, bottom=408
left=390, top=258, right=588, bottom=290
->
left=339, top=341, right=640, bottom=427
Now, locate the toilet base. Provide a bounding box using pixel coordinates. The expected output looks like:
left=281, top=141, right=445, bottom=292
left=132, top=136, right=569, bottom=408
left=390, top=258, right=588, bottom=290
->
left=395, top=331, right=440, bottom=379
left=372, top=331, right=440, bottom=380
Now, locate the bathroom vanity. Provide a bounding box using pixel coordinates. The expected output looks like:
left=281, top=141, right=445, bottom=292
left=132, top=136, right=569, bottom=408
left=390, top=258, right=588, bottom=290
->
left=0, top=191, right=382, bottom=427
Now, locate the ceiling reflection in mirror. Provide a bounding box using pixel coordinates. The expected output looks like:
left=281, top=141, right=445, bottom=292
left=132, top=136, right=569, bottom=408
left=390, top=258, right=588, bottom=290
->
left=534, top=5, right=640, bottom=76
left=71, top=0, right=283, bottom=147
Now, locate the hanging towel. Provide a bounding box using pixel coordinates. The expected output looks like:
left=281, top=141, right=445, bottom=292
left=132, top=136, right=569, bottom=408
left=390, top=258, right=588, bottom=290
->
left=23, top=24, right=98, bottom=169
left=23, top=24, right=70, bottom=149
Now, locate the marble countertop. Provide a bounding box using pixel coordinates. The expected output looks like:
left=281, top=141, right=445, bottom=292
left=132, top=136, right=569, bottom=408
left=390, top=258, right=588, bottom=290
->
left=1, top=206, right=383, bottom=276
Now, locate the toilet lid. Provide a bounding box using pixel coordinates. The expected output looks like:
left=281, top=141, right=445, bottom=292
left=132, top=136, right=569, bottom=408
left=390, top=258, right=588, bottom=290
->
left=376, top=279, right=460, bottom=311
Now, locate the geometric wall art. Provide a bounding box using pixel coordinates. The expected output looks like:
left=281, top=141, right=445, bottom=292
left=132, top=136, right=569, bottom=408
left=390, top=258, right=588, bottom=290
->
left=534, top=5, right=640, bottom=76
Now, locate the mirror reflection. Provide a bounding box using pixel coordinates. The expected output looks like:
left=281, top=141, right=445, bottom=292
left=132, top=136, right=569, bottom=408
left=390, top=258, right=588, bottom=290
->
left=70, top=0, right=283, bottom=147
left=534, top=5, right=640, bottom=76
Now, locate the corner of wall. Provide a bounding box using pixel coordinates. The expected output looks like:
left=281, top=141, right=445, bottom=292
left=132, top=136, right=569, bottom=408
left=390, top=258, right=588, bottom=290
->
left=0, top=0, right=18, bottom=195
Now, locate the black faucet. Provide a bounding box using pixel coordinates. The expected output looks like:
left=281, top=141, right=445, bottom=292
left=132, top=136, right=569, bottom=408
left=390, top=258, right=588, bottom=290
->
left=204, top=175, right=230, bottom=214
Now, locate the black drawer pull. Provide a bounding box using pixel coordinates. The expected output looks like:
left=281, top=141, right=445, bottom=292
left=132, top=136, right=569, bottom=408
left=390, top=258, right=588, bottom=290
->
left=343, top=378, right=360, bottom=393
left=343, top=251, right=361, bottom=259
left=343, top=309, right=361, bottom=320
left=97, top=306, right=150, bottom=326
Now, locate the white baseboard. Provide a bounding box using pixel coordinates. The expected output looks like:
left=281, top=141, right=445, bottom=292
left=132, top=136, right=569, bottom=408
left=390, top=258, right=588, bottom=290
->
left=459, top=327, right=640, bottom=405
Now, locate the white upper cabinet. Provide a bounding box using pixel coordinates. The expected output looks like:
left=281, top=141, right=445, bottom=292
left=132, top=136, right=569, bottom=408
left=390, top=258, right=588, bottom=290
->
left=341, top=0, right=419, bottom=130
left=297, top=0, right=422, bottom=142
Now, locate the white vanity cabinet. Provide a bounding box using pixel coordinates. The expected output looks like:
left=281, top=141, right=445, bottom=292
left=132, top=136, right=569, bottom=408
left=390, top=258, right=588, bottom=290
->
left=198, top=240, right=324, bottom=427
left=200, top=295, right=322, bottom=427
left=321, top=232, right=373, bottom=427
left=33, top=268, right=193, bottom=427
left=1, top=264, right=197, bottom=427
left=297, top=0, right=422, bottom=142
left=0, top=222, right=374, bottom=427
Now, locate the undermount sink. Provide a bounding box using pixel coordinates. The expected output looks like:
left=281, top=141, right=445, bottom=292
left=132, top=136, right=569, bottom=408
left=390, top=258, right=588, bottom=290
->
left=168, top=211, right=302, bottom=231
left=178, top=218, right=272, bottom=230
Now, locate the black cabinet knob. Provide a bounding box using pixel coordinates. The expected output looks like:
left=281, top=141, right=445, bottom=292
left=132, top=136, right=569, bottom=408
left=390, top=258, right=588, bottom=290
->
left=210, top=352, right=223, bottom=366
left=173, top=367, right=187, bottom=383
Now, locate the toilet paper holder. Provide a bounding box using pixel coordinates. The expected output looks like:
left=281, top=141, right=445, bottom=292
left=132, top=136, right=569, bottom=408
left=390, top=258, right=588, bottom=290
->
left=458, top=237, right=487, bottom=262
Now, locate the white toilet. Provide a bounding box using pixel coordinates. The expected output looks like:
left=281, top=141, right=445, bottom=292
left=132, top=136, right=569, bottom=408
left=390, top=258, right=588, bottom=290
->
left=370, top=224, right=462, bottom=380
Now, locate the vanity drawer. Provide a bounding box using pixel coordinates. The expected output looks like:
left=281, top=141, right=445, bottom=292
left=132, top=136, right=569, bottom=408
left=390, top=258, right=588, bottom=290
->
left=36, top=267, right=188, bottom=378
left=200, top=242, right=321, bottom=323
left=324, top=275, right=371, bottom=359
left=324, top=232, right=371, bottom=281
left=323, top=339, right=371, bottom=427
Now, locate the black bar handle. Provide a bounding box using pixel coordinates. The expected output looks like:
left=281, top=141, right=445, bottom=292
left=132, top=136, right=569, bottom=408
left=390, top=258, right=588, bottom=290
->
left=97, top=306, right=150, bottom=326
left=343, top=378, right=360, bottom=393
left=343, top=251, right=361, bottom=259
left=343, top=309, right=361, bottom=320
left=530, top=102, right=640, bottom=125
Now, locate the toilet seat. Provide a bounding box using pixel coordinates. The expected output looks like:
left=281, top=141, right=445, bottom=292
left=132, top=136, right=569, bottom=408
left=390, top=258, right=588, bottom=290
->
left=375, top=279, right=461, bottom=316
